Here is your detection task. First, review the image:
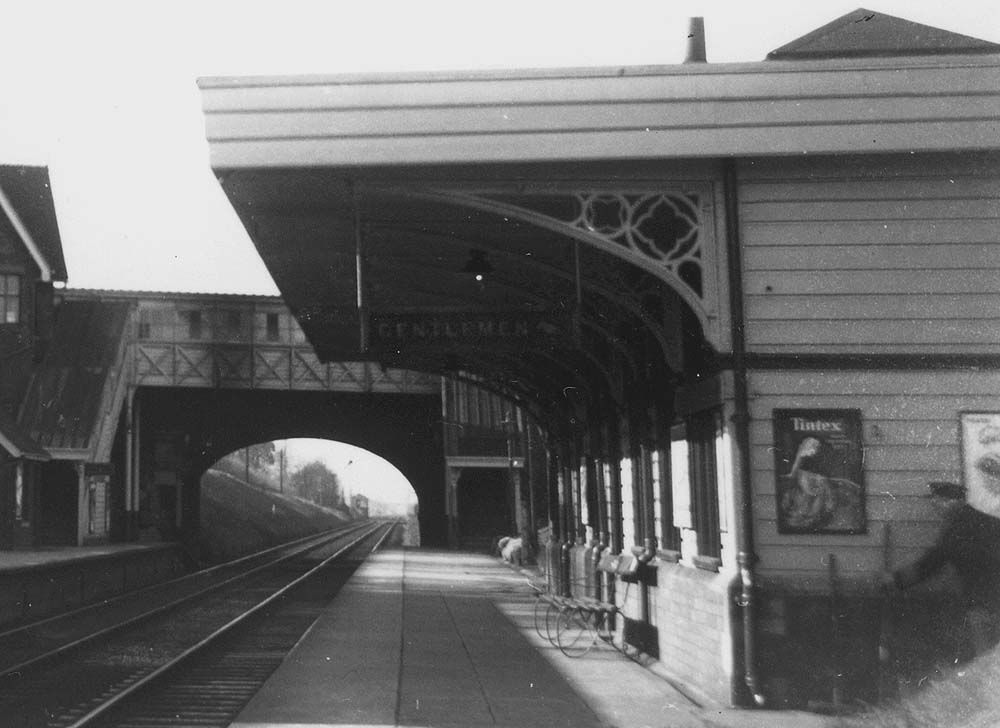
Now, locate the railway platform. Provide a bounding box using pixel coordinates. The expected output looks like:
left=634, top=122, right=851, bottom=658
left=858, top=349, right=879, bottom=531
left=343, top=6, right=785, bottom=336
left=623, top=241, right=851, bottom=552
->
left=0, top=542, right=174, bottom=572
left=0, top=542, right=185, bottom=627
left=231, top=548, right=837, bottom=728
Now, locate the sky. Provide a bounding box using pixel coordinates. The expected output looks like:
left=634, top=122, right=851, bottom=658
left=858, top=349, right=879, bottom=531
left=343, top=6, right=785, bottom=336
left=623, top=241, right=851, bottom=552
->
left=0, top=1, right=997, bottom=295
left=280, top=438, right=417, bottom=507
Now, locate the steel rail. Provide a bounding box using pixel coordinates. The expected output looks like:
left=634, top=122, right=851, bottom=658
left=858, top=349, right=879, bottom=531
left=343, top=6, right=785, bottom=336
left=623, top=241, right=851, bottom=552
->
left=369, top=519, right=398, bottom=552
left=0, top=521, right=374, bottom=678
left=0, top=521, right=368, bottom=642
left=63, top=520, right=393, bottom=728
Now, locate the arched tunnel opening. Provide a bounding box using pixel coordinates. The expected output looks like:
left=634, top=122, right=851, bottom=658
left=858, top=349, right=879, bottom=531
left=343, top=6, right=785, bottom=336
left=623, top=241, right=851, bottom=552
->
left=198, top=438, right=420, bottom=564
left=132, top=387, right=446, bottom=558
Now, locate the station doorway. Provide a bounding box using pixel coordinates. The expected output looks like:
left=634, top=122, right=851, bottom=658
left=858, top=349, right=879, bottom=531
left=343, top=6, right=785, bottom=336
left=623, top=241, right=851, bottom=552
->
left=455, top=468, right=513, bottom=553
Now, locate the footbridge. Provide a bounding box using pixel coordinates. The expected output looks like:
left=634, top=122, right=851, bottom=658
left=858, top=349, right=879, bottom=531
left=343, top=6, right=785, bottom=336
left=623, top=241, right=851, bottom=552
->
left=21, top=289, right=450, bottom=548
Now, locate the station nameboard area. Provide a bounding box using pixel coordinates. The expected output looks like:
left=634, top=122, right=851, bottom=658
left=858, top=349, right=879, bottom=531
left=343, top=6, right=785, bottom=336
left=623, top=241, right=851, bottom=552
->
left=367, top=312, right=564, bottom=349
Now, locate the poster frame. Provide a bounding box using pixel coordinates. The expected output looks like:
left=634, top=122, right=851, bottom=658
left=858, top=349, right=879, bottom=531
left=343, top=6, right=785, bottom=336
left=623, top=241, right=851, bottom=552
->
left=772, top=408, right=866, bottom=535
left=959, top=411, right=1000, bottom=517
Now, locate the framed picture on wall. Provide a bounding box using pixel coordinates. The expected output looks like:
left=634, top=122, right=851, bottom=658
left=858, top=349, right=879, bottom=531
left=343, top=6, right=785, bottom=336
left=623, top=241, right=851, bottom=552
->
left=772, top=409, right=866, bottom=534
left=960, top=412, right=1000, bottom=518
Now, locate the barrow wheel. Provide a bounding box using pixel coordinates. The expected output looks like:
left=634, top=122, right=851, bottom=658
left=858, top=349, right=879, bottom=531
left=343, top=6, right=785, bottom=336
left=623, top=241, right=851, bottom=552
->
left=556, top=606, right=598, bottom=658
left=544, top=602, right=565, bottom=646
left=533, top=597, right=564, bottom=646
left=533, top=597, right=556, bottom=643
left=532, top=596, right=546, bottom=640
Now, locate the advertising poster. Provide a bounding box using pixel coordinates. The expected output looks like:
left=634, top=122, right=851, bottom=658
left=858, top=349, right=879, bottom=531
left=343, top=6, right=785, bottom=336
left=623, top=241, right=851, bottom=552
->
left=772, top=409, right=866, bottom=534
left=960, top=412, right=1000, bottom=518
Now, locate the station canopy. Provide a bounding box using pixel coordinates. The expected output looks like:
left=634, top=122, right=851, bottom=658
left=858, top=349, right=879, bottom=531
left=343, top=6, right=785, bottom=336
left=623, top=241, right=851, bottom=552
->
left=199, top=8, right=1000, bottom=424
left=218, top=165, right=697, bottom=424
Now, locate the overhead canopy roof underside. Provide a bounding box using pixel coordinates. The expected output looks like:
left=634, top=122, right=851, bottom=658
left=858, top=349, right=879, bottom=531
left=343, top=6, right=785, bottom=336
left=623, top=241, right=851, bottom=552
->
left=220, top=165, right=700, bottom=422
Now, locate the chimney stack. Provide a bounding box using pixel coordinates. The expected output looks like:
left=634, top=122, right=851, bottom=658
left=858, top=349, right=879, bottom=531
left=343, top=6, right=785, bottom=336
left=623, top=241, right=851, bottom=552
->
left=685, top=17, right=707, bottom=63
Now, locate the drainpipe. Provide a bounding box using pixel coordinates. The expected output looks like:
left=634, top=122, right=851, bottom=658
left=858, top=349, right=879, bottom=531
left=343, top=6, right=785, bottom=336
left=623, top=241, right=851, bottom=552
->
left=525, top=418, right=538, bottom=559
left=559, top=446, right=573, bottom=594
left=725, top=160, right=765, bottom=706
left=632, top=443, right=655, bottom=625
left=631, top=400, right=657, bottom=628
left=544, top=446, right=562, bottom=594
left=635, top=402, right=657, bottom=565
left=590, top=417, right=608, bottom=581
left=632, top=447, right=656, bottom=564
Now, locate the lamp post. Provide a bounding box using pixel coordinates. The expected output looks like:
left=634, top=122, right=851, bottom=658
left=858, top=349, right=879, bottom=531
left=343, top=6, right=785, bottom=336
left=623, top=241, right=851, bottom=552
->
left=279, top=445, right=285, bottom=493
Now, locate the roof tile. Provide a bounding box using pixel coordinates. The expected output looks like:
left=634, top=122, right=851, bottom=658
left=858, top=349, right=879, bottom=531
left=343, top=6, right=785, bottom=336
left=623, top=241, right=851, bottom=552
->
left=19, top=300, right=131, bottom=452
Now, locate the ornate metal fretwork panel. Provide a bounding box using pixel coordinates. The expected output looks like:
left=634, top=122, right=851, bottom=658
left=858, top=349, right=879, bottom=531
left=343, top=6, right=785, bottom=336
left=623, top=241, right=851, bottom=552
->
left=478, top=190, right=710, bottom=311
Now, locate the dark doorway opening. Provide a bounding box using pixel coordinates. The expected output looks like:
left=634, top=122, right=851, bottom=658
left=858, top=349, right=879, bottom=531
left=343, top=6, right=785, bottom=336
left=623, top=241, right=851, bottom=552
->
left=35, top=461, right=78, bottom=545
left=456, top=468, right=512, bottom=552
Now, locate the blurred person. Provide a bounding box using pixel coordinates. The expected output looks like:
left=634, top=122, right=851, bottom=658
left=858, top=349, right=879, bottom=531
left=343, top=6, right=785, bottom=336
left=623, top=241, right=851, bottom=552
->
left=887, top=481, right=1000, bottom=657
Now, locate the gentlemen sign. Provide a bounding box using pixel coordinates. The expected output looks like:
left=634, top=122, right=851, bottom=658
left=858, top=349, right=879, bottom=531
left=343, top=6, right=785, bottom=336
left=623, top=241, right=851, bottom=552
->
left=368, top=312, right=558, bottom=347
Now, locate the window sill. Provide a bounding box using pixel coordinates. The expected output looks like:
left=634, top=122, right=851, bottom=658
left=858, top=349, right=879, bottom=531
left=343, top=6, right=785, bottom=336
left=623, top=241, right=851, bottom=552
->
left=656, top=549, right=682, bottom=564
left=692, top=555, right=722, bottom=573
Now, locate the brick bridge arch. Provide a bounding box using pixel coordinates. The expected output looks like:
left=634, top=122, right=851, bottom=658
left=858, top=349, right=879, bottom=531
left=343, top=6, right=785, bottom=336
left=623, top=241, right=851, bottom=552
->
left=136, top=387, right=445, bottom=548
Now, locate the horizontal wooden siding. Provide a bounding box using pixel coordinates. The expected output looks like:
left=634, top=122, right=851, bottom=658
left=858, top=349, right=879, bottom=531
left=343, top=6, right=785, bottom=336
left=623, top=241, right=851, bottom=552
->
left=749, top=369, right=1000, bottom=587
left=741, top=154, right=1000, bottom=354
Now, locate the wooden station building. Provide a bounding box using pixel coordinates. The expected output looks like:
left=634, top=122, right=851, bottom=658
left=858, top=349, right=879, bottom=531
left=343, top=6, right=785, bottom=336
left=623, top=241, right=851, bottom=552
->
left=197, top=8, right=1000, bottom=708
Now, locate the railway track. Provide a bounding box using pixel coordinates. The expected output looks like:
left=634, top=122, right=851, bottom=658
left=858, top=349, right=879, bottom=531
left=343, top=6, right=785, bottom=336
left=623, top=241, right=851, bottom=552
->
left=1, top=520, right=397, bottom=728
left=0, top=521, right=373, bottom=675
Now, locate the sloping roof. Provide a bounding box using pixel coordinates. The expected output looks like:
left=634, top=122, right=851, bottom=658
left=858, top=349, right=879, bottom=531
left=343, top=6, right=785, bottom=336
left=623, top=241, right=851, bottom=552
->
left=0, top=407, right=49, bottom=461
left=19, top=300, right=132, bottom=452
left=767, top=8, right=1000, bottom=59
left=0, top=166, right=68, bottom=281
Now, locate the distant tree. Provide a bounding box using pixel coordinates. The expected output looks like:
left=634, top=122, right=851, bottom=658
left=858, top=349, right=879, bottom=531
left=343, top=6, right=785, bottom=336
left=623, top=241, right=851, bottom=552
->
left=289, top=459, right=343, bottom=507
left=247, top=442, right=276, bottom=469
left=212, top=443, right=281, bottom=490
